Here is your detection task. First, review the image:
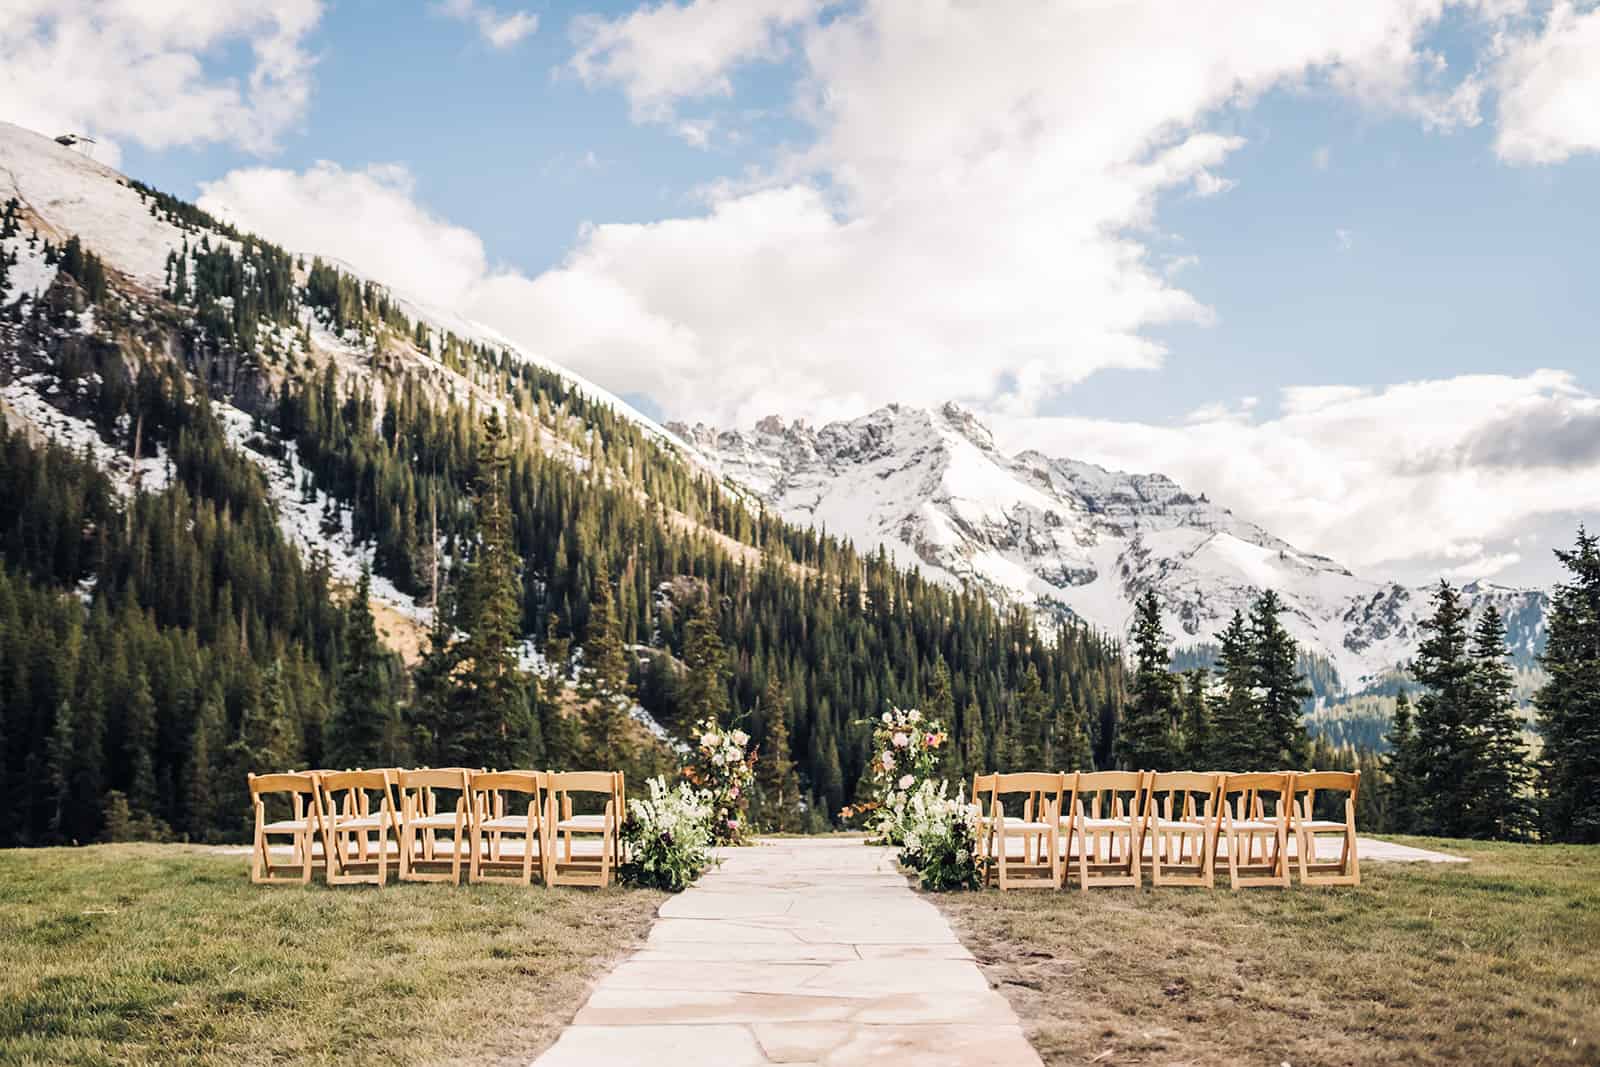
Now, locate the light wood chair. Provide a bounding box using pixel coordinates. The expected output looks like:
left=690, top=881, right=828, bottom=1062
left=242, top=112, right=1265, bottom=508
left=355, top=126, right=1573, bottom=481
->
left=248, top=772, right=321, bottom=884
left=970, top=773, right=999, bottom=886
left=1143, top=771, right=1221, bottom=888
left=989, top=772, right=1070, bottom=890
left=1069, top=771, right=1147, bottom=890
left=1289, top=770, right=1361, bottom=887
left=398, top=768, right=473, bottom=884
left=316, top=770, right=401, bottom=887
left=467, top=771, right=548, bottom=886
left=1218, top=772, right=1293, bottom=889
left=548, top=771, right=622, bottom=888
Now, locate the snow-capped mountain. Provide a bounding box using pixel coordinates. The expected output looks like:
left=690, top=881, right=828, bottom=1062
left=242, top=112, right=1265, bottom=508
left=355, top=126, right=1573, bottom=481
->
left=676, top=402, right=1546, bottom=695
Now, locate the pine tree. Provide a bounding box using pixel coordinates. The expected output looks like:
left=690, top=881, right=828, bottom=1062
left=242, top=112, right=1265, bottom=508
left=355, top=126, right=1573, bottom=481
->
left=1208, top=610, right=1262, bottom=770
left=579, top=579, right=636, bottom=773
left=539, top=613, right=578, bottom=769
left=1463, top=607, right=1534, bottom=840
left=924, top=656, right=957, bottom=778
left=1382, top=690, right=1421, bottom=833
left=1409, top=580, right=1475, bottom=837
left=1250, top=590, right=1311, bottom=768
left=1012, top=662, right=1048, bottom=769
left=680, top=593, right=730, bottom=726
left=328, top=568, right=394, bottom=769
left=1117, top=590, right=1177, bottom=771
left=1053, top=687, right=1092, bottom=772
left=754, top=674, right=802, bottom=832
left=126, top=670, right=159, bottom=818
left=1180, top=669, right=1210, bottom=768
left=184, top=683, right=223, bottom=841
left=1533, top=526, right=1600, bottom=843
left=960, top=696, right=983, bottom=780
left=443, top=414, right=530, bottom=769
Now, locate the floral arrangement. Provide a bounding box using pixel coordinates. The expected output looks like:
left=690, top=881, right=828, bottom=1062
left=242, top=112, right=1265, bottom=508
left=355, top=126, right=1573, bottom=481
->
left=895, top=779, right=983, bottom=892
left=682, top=717, right=756, bottom=845
left=861, top=705, right=946, bottom=844
left=620, top=776, right=715, bottom=891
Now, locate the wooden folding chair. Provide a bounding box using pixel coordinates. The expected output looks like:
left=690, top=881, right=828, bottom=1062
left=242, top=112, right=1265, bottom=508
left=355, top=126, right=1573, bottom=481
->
left=970, top=773, right=999, bottom=886
left=1218, top=772, right=1293, bottom=889
left=1069, top=771, right=1147, bottom=890
left=1144, top=771, right=1221, bottom=888
left=248, top=772, right=321, bottom=884
left=465, top=771, right=546, bottom=885
left=316, top=770, right=401, bottom=887
left=548, top=771, right=622, bottom=888
left=1289, top=771, right=1361, bottom=887
left=989, top=772, right=1069, bottom=890
left=398, top=768, right=473, bottom=884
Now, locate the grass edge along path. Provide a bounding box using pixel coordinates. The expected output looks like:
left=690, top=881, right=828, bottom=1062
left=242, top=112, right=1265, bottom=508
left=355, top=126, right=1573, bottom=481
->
left=930, top=837, right=1600, bottom=1067
left=0, top=844, right=666, bottom=1066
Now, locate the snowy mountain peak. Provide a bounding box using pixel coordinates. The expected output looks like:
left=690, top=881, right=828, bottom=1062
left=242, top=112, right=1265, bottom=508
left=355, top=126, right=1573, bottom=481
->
left=691, top=403, right=1545, bottom=695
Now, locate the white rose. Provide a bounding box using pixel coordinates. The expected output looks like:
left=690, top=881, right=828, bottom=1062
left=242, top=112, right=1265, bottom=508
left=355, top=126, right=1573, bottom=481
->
left=881, top=751, right=895, bottom=770
left=908, top=709, right=921, bottom=721
left=882, top=711, right=892, bottom=723
left=732, top=730, right=748, bottom=746
left=892, top=732, right=909, bottom=748
left=898, top=774, right=914, bottom=790
left=701, top=732, right=718, bottom=748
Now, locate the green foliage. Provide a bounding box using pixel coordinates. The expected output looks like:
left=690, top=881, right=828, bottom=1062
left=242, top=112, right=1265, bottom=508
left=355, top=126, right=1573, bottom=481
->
left=1250, top=589, right=1312, bottom=767
left=895, top=780, right=982, bottom=892
left=1534, top=526, right=1600, bottom=843
left=1116, top=590, right=1178, bottom=770
left=327, top=569, right=403, bottom=770
left=620, top=776, right=715, bottom=892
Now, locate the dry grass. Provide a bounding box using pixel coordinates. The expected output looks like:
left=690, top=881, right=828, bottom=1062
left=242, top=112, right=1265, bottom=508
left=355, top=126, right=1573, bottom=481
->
left=0, top=844, right=664, bottom=1066
left=932, top=837, right=1600, bottom=1066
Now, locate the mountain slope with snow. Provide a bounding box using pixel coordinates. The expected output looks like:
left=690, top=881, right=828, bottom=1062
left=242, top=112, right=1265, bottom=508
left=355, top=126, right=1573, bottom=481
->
left=678, top=402, right=1547, bottom=694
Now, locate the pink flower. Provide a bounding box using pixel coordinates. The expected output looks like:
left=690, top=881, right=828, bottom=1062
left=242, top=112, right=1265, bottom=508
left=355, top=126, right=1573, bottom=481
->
left=892, top=732, right=909, bottom=748
left=730, top=786, right=740, bottom=799
left=898, top=774, right=914, bottom=790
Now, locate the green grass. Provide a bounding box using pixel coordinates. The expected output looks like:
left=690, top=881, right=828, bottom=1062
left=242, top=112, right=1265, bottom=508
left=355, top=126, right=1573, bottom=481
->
left=0, top=845, right=665, bottom=1066
left=932, top=837, right=1600, bottom=1066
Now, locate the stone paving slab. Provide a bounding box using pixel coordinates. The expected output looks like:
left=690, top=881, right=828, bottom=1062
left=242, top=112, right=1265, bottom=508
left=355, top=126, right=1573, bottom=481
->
left=533, top=838, right=1043, bottom=1066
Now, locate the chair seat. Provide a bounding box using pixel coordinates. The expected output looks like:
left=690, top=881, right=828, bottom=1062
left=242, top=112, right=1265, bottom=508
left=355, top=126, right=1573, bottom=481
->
left=408, top=813, right=464, bottom=829
left=481, top=816, right=539, bottom=833
left=557, top=815, right=611, bottom=832
left=998, top=820, right=1054, bottom=833
left=1229, top=819, right=1285, bottom=831
left=330, top=815, right=388, bottom=832
left=1075, top=817, right=1136, bottom=830
left=263, top=819, right=314, bottom=833
left=1151, top=819, right=1211, bottom=831
left=1297, top=819, right=1349, bottom=831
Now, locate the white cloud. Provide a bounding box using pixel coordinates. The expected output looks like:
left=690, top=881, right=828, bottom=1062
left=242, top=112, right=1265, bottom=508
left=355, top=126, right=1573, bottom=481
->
left=1491, top=0, right=1600, bottom=163
left=0, top=0, right=322, bottom=166
left=200, top=0, right=1556, bottom=432
left=1336, top=227, right=1354, bottom=250
left=569, top=0, right=818, bottom=123
left=434, top=0, right=538, bottom=49
left=995, top=371, right=1600, bottom=583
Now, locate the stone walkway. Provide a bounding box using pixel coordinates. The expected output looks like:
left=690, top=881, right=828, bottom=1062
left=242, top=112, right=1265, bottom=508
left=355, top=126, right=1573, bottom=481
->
left=532, top=837, right=1041, bottom=1066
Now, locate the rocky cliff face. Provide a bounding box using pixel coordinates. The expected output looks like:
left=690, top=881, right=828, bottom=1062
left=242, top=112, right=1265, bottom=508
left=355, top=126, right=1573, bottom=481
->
left=677, top=402, right=1547, bottom=695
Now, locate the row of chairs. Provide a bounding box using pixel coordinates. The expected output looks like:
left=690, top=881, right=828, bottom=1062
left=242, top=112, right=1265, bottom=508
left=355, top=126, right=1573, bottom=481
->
left=247, top=768, right=625, bottom=888
left=971, top=769, right=1360, bottom=891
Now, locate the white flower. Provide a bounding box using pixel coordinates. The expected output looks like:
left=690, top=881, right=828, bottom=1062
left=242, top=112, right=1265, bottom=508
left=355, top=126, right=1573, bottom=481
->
left=908, top=709, right=921, bottom=722
left=898, top=774, right=914, bottom=790
left=712, top=752, right=725, bottom=766
left=732, top=729, right=748, bottom=747
left=892, top=732, right=909, bottom=748
left=701, top=731, right=718, bottom=748
left=881, top=751, right=895, bottom=770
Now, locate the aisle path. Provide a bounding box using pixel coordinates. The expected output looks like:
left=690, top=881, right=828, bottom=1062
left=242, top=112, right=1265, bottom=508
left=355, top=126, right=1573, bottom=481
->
left=533, top=837, right=1041, bottom=1066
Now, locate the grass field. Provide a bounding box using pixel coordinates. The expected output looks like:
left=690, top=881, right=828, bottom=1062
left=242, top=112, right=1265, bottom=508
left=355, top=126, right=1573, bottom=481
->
left=0, top=845, right=664, bottom=1066
left=933, top=837, right=1600, bottom=1066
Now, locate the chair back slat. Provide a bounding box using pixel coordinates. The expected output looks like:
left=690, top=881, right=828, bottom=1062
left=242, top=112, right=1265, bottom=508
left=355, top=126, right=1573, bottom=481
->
left=548, top=770, right=616, bottom=794
left=249, top=772, right=316, bottom=795
left=399, top=768, right=474, bottom=791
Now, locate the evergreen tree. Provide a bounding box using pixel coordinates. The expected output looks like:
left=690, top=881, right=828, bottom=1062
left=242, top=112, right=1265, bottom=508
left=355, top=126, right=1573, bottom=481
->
left=579, top=580, right=636, bottom=773
left=1116, top=590, right=1177, bottom=771
left=1463, top=607, right=1534, bottom=840
left=1053, top=687, right=1092, bottom=772
left=1250, top=590, right=1311, bottom=768
left=754, top=673, right=801, bottom=832
left=1011, top=662, right=1048, bottom=769
left=959, top=697, right=983, bottom=781
left=441, top=414, right=530, bottom=769
left=1382, top=690, right=1421, bottom=833
left=126, top=671, right=159, bottom=818
left=1208, top=610, right=1262, bottom=770
left=184, top=683, right=223, bottom=841
left=1180, top=669, right=1210, bottom=768
left=1533, top=526, right=1600, bottom=843
left=924, top=656, right=957, bottom=777
left=680, top=593, right=730, bottom=726
left=539, top=614, right=578, bottom=769
left=1409, top=580, right=1476, bottom=837
left=327, top=568, right=394, bottom=769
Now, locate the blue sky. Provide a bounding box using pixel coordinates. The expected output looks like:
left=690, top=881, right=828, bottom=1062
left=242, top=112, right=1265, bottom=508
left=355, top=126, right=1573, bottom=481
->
left=6, top=0, right=1599, bottom=583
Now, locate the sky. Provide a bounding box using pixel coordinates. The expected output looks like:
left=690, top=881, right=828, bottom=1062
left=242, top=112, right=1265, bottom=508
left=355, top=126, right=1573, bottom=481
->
left=2, top=0, right=1598, bottom=587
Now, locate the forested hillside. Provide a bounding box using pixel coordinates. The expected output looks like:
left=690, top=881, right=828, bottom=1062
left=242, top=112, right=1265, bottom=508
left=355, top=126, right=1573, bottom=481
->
left=0, top=149, right=1126, bottom=844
